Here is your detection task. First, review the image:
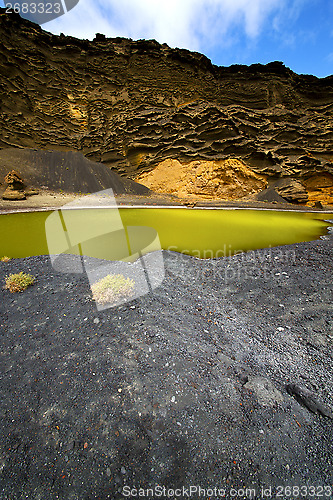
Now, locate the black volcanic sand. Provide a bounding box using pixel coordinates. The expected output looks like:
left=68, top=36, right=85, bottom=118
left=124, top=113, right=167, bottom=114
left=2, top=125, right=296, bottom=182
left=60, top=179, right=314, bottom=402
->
left=0, top=226, right=333, bottom=499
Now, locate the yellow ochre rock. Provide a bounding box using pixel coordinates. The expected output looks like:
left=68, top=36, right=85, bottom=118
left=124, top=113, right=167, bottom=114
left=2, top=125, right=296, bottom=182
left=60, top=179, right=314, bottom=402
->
left=137, top=158, right=267, bottom=200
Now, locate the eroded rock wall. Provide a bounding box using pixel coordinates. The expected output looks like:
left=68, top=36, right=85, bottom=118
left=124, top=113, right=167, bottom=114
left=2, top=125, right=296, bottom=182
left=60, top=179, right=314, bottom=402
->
left=1, top=10, right=333, bottom=203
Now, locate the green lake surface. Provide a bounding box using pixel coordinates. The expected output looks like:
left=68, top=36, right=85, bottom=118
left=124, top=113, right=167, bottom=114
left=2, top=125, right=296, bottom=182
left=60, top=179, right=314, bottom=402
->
left=0, top=208, right=331, bottom=261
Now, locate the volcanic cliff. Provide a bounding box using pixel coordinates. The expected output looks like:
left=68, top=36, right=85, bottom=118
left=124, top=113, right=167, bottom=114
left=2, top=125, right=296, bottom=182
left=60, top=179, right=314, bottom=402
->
left=1, top=9, right=333, bottom=204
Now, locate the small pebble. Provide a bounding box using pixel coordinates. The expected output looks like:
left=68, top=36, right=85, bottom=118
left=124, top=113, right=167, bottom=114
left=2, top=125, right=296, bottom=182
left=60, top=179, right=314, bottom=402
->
left=121, top=466, right=126, bottom=474
left=93, top=318, right=100, bottom=324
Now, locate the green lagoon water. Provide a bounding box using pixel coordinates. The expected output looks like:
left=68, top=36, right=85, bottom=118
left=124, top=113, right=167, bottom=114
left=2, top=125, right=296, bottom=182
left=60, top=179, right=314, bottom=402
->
left=0, top=208, right=331, bottom=261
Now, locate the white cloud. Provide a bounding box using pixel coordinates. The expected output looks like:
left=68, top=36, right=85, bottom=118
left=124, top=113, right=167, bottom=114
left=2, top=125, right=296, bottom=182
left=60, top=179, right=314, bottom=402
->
left=44, top=0, right=287, bottom=50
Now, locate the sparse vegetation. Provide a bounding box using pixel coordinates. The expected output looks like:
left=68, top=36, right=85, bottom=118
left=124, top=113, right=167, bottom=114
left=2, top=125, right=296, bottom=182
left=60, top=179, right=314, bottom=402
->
left=5, top=271, right=35, bottom=293
left=91, top=274, right=135, bottom=305
left=1, top=256, right=11, bottom=262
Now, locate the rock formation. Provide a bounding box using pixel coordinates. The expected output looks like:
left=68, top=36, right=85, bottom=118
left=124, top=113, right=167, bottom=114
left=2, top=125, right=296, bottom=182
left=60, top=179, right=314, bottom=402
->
left=2, top=170, right=26, bottom=200
left=1, top=168, right=40, bottom=200
left=137, top=159, right=267, bottom=200
left=0, top=9, right=333, bottom=204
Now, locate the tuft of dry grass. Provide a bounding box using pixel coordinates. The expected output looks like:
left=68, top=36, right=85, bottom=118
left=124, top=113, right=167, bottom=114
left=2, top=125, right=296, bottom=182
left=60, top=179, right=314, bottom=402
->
left=1, top=256, right=11, bottom=263
left=91, top=274, right=135, bottom=305
left=5, top=272, right=35, bottom=293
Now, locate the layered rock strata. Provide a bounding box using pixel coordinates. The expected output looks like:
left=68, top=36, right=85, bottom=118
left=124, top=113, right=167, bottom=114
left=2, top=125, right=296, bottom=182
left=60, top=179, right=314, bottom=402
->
left=0, top=10, right=333, bottom=203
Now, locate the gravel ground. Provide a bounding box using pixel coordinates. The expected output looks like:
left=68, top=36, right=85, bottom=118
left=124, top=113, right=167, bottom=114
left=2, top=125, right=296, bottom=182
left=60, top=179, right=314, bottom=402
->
left=0, top=223, right=333, bottom=500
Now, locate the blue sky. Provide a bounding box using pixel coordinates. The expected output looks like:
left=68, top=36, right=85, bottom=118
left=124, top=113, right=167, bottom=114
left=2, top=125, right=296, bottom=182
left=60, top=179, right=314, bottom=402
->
left=4, top=0, right=333, bottom=77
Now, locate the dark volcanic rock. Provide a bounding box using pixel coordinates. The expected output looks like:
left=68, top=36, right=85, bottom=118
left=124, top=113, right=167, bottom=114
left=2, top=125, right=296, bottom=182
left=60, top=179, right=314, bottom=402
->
left=0, top=10, right=333, bottom=203
left=286, top=383, right=333, bottom=418
left=0, top=148, right=151, bottom=195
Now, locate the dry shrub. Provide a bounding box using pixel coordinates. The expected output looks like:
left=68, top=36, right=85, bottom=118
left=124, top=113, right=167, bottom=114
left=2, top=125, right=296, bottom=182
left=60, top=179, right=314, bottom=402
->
left=1, top=256, right=11, bottom=263
left=91, top=274, right=135, bottom=305
left=5, top=271, right=35, bottom=293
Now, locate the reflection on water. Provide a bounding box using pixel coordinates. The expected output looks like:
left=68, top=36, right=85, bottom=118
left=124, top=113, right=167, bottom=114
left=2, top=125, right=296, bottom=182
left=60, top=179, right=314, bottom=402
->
left=0, top=208, right=331, bottom=260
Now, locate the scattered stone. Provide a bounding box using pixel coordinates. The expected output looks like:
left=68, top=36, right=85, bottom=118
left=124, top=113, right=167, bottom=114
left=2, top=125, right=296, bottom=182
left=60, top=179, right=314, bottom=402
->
left=286, top=383, right=333, bottom=418
left=244, top=376, right=284, bottom=407
left=183, top=201, right=197, bottom=208
left=2, top=189, right=26, bottom=200
left=217, top=353, right=235, bottom=367
left=24, top=188, right=39, bottom=196
left=239, top=374, right=249, bottom=385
